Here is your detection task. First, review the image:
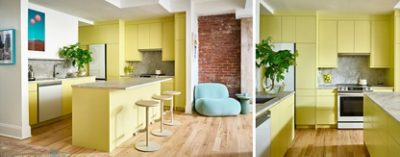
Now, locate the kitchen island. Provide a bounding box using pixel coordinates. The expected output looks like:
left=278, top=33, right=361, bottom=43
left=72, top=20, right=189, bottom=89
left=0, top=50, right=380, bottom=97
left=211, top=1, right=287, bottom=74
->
left=71, top=77, right=172, bottom=152
left=364, top=92, right=400, bottom=157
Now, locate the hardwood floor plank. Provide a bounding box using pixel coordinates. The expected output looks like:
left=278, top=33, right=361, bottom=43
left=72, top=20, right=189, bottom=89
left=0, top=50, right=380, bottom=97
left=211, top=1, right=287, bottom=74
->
left=0, top=112, right=252, bottom=157
left=286, top=129, right=369, bottom=157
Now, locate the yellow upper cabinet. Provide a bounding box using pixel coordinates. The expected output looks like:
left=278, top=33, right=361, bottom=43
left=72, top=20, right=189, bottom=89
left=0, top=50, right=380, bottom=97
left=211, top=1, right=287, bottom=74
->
left=149, top=23, right=162, bottom=49
left=354, top=20, right=371, bottom=53
left=318, top=20, right=337, bottom=68
left=260, top=15, right=281, bottom=42
left=125, top=24, right=141, bottom=61
left=137, top=23, right=151, bottom=50
left=137, top=22, right=162, bottom=50
left=295, top=16, right=316, bottom=43
left=338, top=20, right=370, bottom=54
left=338, top=20, right=355, bottom=53
left=296, top=43, right=316, bottom=88
left=162, top=21, right=175, bottom=61
left=371, top=20, right=390, bottom=68
left=281, top=16, right=296, bottom=42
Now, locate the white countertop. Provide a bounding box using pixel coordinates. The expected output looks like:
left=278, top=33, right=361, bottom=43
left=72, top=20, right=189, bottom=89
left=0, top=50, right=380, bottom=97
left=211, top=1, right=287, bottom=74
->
left=365, top=92, right=400, bottom=122
left=29, top=76, right=96, bottom=84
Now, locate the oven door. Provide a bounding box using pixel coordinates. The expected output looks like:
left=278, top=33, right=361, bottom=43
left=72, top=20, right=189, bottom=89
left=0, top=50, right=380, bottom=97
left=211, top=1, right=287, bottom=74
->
left=337, top=93, right=364, bottom=122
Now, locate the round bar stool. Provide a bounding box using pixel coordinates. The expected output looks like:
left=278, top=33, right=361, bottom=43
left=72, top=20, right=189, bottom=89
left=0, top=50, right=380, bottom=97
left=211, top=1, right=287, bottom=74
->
left=135, top=100, right=161, bottom=152
left=151, top=95, right=173, bottom=137
left=162, top=91, right=181, bottom=126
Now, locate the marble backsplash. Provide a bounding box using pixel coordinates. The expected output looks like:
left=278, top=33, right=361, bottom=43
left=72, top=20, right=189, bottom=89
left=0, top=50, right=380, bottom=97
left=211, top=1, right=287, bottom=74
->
left=126, top=51, right=175, bottom=76
left=318, top=56, right=388, bottom=86
left=28, top=59, right=75, bottom=79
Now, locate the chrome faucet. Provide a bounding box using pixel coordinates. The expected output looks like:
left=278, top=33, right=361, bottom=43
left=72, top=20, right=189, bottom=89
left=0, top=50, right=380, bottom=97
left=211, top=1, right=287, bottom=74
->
left=53, top=63, right=63, bottom=78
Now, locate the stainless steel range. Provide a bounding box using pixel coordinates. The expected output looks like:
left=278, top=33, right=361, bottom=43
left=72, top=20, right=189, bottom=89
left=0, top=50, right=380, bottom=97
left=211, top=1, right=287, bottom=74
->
left=337, top=84, right=372, bottom=129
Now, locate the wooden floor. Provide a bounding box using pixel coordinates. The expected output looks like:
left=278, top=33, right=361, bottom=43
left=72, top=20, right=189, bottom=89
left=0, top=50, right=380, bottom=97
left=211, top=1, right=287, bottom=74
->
left=0, top=112, right=252, bottom=157
left=286, top=129, right=370, bottom=157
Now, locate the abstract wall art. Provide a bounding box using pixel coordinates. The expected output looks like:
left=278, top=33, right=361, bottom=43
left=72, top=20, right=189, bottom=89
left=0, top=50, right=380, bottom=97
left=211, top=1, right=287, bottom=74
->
left=0, top=29, right=16, bottom=65
left=28, top=9, right=45, bottom=51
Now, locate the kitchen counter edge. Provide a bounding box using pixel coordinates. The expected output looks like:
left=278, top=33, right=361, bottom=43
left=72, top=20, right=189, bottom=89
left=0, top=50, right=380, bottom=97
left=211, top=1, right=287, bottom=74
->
left=256, top=91, right=295, bottom=118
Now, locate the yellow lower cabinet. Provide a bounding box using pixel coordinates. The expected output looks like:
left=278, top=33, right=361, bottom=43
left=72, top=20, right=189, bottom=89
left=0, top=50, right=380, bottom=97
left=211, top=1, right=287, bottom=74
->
left=316, top=89, right=336, bottom=125
left=62, top=77, right=96, bottom=115
left=270, top=94, right=295, bottom=157
left=296, top=89, right=316, bottom=126
left=29, top=83, right=38, bottom=125
left=364, top=96, right=400, bottom=157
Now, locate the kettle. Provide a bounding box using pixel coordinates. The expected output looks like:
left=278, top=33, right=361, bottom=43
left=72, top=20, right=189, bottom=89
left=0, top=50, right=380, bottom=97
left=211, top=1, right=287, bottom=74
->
left=28, top=64, right=35, bottom=81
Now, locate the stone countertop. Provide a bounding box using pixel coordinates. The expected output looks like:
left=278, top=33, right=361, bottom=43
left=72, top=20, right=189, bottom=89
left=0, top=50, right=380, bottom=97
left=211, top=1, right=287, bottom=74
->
left=256, top=91, right=295, bottom=117
left=72, top=77, right=172, bottom=90
left=29, top=76, right=96, bottom=84
left=365, top=92, right=400, bottom=122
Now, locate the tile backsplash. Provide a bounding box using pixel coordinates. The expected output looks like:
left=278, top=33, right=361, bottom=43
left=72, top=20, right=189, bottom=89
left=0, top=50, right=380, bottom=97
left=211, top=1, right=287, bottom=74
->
left=126, top=51, right=175, bottom=76
left=29, top=59, right=75, bottom=79
left=318, top=56, right=388, bottom=86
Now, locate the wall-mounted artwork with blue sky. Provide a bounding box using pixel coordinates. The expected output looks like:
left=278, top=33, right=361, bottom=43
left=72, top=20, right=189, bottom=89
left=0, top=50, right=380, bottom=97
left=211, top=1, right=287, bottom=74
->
left=28, top=9, right=45, bottom=51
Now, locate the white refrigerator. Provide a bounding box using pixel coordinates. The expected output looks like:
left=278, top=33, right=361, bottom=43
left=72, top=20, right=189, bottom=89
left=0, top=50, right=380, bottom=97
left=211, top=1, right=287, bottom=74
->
left=89, top=44, right=107, bottom=80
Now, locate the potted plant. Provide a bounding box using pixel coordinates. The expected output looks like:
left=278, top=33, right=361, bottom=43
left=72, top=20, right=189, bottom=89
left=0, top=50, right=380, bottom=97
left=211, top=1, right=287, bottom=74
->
left=59, top=43, right=93, bottom=77
left=256, top=37, right=298, bottom=93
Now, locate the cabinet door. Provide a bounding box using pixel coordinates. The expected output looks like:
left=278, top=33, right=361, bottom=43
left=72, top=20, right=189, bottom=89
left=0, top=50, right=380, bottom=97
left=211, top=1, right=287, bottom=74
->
left=137, top=23, right=150, bottom=49
left=174, top=13, right=186, bottom=109
left=29, top=83, right=38, bottom=125
left=162, top=21, right=175, bottom=61
left=296, top=44, right=316, bottom=88
left=338, top=20, right=355, bottom=53
left=125, top=24, right=141, bottom=61
left=282, top=16, right=296, bottom=42
left=296, top=95, right=316, bottom=125
left=354, top=20, right=371, bottom=53
left=295, top=16, right=316, bottom=43
left=261, top=15, right=281, bottom=42
left=371, top=20, right=390, bottom=68
left=316, top=94, right=336, bottom=125
left=318, top=20, right=337, bottom=68
left=149, top=22, right=162, bottom=49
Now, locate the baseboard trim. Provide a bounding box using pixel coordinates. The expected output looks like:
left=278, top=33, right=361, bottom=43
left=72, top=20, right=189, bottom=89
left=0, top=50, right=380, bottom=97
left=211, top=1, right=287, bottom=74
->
left=0, top=122, right=23, bottom=139
left=31, top=113, right=72, bottom=129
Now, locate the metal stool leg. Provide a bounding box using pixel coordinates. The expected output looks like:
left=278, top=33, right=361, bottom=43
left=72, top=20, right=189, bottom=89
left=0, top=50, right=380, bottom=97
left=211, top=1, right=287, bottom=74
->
left=163, top=96, right=181, bottom=126
left=151, top=100, right=172, bottom=137
left=135, top=107, right=161, bottom=152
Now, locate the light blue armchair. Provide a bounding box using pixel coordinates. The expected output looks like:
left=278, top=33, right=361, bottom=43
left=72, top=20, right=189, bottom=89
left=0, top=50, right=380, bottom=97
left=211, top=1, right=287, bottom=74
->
left=194, top=83, right=241, bottom=116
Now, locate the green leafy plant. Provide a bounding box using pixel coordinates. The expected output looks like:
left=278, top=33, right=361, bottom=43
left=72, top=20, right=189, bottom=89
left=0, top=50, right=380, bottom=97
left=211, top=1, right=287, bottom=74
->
left=256, top=37, right=298, bottom=91
left=59, top=43, right=93, bottom=71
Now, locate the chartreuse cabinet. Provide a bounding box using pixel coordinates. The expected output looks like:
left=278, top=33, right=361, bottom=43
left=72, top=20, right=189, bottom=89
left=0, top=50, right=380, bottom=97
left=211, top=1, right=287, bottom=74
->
left=270, top=94, right=295, bottom=157
left=337, top=20, right=370, bottom=54
left=364, top=96, right=400, bottom=157
left=61, top=77, right=96, bottom=115
left=370, top=20, right=390, bottom=68
left=28, top=77, right=96, bottom=126
left=318, top=20, right=338, bottom=67
left=316, top=89, right=336, bottom=125
left=29, top=83, right=38, bottom=125
left=295, top=44, right=317, bottom=126
left=174, top=13, right=186, bottom=110
left=125, top=17, right=175, bottom=61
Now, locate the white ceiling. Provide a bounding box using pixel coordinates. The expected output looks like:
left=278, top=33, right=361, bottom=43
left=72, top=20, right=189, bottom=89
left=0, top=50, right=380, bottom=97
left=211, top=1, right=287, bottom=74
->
left=263, top=0, right=400, bottom=14
left=29, top=0, right=247, bottom=22
left=29, top=0, right=171, bottom=22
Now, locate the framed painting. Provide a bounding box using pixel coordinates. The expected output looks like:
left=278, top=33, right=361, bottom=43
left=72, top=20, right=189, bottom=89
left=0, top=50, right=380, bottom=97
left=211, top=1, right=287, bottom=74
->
left=28, top=9, right=45, bottom=51
left=0, top=29, right=16, bottom=65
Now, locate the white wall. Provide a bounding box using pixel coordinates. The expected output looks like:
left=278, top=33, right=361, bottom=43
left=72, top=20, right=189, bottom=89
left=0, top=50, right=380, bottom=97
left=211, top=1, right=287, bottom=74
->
left=28, top=3, right=79, bottom=59
left=0, top=0, right=31, bottom=139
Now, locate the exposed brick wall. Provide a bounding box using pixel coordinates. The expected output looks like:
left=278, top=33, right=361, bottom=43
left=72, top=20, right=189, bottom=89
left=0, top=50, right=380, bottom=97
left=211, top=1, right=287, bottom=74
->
left=198, top=14, right=241, bottom=97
